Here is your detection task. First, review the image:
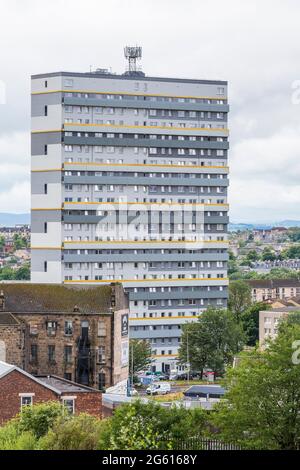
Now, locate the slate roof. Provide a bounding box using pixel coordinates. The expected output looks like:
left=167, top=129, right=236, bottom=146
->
left=36, top=376, right=100, bottom=393
left=0, top=361, right=99, bottom=394
left=247, top=279, right=300, bottom=289
left=0, top=283, right=113, bottom=314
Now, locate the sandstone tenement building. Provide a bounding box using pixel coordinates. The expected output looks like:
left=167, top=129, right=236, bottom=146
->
left=0, top=283, right=129, bottom=390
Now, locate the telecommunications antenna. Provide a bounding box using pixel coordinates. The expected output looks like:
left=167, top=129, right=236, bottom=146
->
left=124, top=46, right=143, bottom=75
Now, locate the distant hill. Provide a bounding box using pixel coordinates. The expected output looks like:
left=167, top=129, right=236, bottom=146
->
left=229, top=220, right=300, bottom=231
left=0, top=213, right=30, bottom=227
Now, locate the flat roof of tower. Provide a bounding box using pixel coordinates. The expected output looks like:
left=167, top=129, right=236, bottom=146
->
left=31, top=71, right=227, bottom=86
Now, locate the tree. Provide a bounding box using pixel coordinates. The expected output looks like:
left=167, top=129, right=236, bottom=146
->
left=13, top=233, right=27, bottom=250
left=107, top=400, right=207, bottom=450
left=261, top=247, right=276, bottom=261
left=265, top=268, right=300, bottom=280
left=228, top=250, right=239, bottom=275
left=228, top=280, right=252, bottom=322
left=212, top=318, right=300, bottom=449
left=178, top=308, right=245, bottom=377
left=288, top=228, right=300, bottom=242
left=0, top=266, right=16, bottom=280
left=129, top=339, right=152, bottom=376
left=246, top=250, right=260, bottom=263
left=15, top=264, right=30, bottom=280
left=18, top=402, right=64, bottom=439
left=240, top=302, right=270, bottom=346
left=282, top=244, right=300, bottom=259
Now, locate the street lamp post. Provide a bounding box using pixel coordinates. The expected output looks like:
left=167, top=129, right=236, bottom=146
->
left=186, top=332, right=190, bottom=384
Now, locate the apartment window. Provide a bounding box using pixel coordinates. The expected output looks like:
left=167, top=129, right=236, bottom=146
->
left=64, top=345, right=73, bottom=364
left=48, top=345, right=56, bottom=364
left=97, top=346, right=106, bottom=364
left=62, top=398, right=75, bottom=414
left=64, top=320, right=73, bottom=336
left=30, top=344, right=38, bottom=364
left=44, top=261, right=48, bottom=272
left=46, top=321, right=57, bottom=336
left=44, top=80, right=48, bottom=88
left=44, top=145, right=48, bottom=155
left=44, top=222, right=47, bottom=233
left=217, top=87, right=225, bottom=95
left=98, top=321, right=107, bottom=337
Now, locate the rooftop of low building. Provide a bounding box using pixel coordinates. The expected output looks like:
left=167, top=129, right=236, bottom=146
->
left=0, top=361, right=100, bottom=394
left=246, top=279, right=300, bottom=288
left=0, top=283, right=125, bottom=314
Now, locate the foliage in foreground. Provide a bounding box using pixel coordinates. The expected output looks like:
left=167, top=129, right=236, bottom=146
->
left=1, top=317, right=300, bottom=450
left=107, top=400, right=207, bottom=450
left=0, top=400, right=207, bottom=450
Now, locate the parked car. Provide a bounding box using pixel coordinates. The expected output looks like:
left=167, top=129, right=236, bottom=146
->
left=158, top=374, right=170, bottom=381
left=171, top=372, right=201, bottom=381
left=146, top=382, right=171, bottom=395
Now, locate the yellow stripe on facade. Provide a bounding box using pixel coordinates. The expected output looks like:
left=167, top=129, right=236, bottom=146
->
left=152, top=354, right=178, bottom=358
left=31, top=89, right=227, bottom=101
left=31, top=169, right=62, bottom=173
left=31, top=208, right=62, bottom=211
left=63, top=122, right=229, bottom=133
left=63, top=240, right=229, bottom=245
left=31, top=247, right=62, bottom=250
left=64, top=162, right=229, bottom=171
left=31, top=129, right=62, bottom=134
left=31, top=124, right=228, bottom=134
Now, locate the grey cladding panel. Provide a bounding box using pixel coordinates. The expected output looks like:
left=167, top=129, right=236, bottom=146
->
left=31, top=132, right=62, bottom=155
left=32, top=92, right=62, bottom=116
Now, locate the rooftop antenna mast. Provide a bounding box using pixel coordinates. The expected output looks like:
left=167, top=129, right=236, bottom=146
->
left=124, top=46, right=143, bottom=75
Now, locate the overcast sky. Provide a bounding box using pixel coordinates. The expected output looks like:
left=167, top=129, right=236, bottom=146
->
left=0, top=0, right=300, bottom=222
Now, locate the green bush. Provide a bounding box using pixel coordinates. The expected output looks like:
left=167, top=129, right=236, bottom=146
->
left=39, top=414, right=109, bottom=450
left=0, top=420, right=38, bottom=450
left=107, top=400, right=207, bottom=450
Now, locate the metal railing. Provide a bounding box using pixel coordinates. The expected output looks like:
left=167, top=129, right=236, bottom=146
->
left=164, top=437, right=242, bottom=450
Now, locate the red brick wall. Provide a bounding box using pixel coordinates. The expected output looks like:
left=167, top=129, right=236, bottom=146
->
left=0, top=370, right=103, bottom=424
left=63, top=392, right=102, bottom=418
left=0, top=370, right=57, bottom=424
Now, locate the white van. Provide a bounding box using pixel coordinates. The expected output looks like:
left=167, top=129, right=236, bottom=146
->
left=146, top=382, right=171, bottom=395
